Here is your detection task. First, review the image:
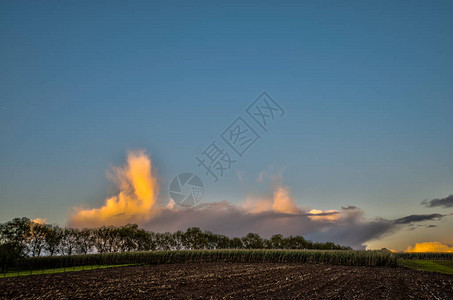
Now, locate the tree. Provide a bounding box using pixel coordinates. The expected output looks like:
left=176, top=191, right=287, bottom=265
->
left=28, top=222, right=49, bottom=257
left=269, top=234, right=285, bottom=249
left=0, top=243, right=19, bottom=273
left=229, top=237, right=243, bottom=249
left=147, top=231, right=159, bottom=251
left=0, top=217, right=31, bottom=256
left=93, top=226, right=113, bottom=253
left=204, top=231, right=218, bottom=250
left=183, top=227, right=208, bottom=250
left=242, top=233, right=264, bottom=249
left=44, top=225, right=63, bottom=256
left=1, top=216, right=354, bottom=261
left=134, top=228, right=152, bottom=251
left=76, top=228, right=94, bottom=254
left=0, top=217, right=32, bottom=272
left=216, top=234, right=231, bottom=249
left=117, top=225, right=138, bottom=252
left=58, top=228, right=79, bottom=255
left=285, top=236, right=308, bottom=249
left=172, top=231, right=185, bottom=250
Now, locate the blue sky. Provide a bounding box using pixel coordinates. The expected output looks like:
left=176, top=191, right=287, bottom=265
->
left=1, top=1, right=452, bottom=249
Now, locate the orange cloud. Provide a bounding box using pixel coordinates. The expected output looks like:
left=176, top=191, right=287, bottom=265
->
left=308, top=209, right=340, bottom=222
left=405, top=242, right=453, bottom=253
left=70, top=150, right=160, bottom=227
left=241, top=185, right=300, bottom=214
left=32, top=218, right=47, bottom=224
left=64, top=152, right=400, bottom=248
left=68, top=151, right=370, bottom=246
left=272, top=186, right=300, bottom=214
left=241, top=196, right=273, bottom=214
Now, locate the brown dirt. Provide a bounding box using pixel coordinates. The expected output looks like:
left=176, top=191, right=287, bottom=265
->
left=0, top=263, right=452, bottom=299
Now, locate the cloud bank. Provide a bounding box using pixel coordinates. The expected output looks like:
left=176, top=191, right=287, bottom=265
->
left=69, top=151, right=447, bottom=250
left=406, top=242, right=453, bottom=253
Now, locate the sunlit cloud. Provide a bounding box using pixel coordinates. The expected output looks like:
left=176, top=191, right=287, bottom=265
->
left=69, top=150, right=159, bottom=227
left=68, top=151, right=447, bottom=249
left=405, top=241, right=453, bottom=253
left=308, top=209, right=340, bottom=222
left=241, top=196, right=273, bottom=214
left=166, top=198, right=177, bottom=210
left=240, top=185, right=299, bottom=214
left=32, top=218, right=47, bottom=224
left=272, top=186, right=300, bottom=214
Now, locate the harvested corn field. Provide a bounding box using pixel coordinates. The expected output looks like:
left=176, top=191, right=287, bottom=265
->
left=1, top=263, right=452, bottom=299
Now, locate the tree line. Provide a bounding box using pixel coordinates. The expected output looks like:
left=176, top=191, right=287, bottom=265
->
left=1, top=217, right=351, bottom=272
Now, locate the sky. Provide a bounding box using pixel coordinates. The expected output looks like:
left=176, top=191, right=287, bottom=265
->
left=1, top=1, right=452, bottom=251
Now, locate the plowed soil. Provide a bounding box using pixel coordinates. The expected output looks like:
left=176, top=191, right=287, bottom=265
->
left=1, top=263, right=452, bottom=299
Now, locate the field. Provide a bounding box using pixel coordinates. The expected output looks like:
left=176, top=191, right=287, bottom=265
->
left=1, top=250, right=452, bottom=299
left=16, top=249, right=400, bottom=270
left=400, top=260, right=453, bottom=275
left=1, top=264, right=137, bottom=278
left=1, top=263, right=452, bottom=299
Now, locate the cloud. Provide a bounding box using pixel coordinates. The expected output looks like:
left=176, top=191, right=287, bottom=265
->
left=406, top=241, right=453, bottom=253
left=305, top=209, right=395, bottom=249
left=143, top=203, right=396, bottom=249
left=32, top=218, right=47, bottom=224
left=69, top=150, right=160, bottom=227
left=68, top=151, right=447, bottom=249
left=142, top=203, right=447, bottom=249
left=241, top=196, right=273, bottom=214
left=240, top=185, right=300, bottom=214
left=421, top=194, right=453, bottom=208
left=272, top=186, right=300, bottom=214
left=307, top=209, right=339, bottom=222
left=393, top=213, right=444, bottom=224
left=257, top=171, right=265, bottom=183
left=342, top=206, right=358, bottom=210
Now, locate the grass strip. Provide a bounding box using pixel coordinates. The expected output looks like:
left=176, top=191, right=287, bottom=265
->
left=400, top=260, right=453, bottom=275
left=1, top=264, right=139, bottom=278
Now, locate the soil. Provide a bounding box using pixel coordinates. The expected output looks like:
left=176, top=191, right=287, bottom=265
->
left=0, top=263, right=452, bottom=299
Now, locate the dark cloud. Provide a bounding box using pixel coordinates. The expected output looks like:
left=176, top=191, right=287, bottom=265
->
left=141, top=203, right=450, bottom=250
left=143, top=204, right=396, bottom=250
left=421, top=195, right=453, bottom=208
left=305, top=215, right=394, bottom=250
left=146, top=201, right=323, bottom=238
left=393, top=213, right=444, bottom=224
left=341, top=206, right=357, bottom=210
